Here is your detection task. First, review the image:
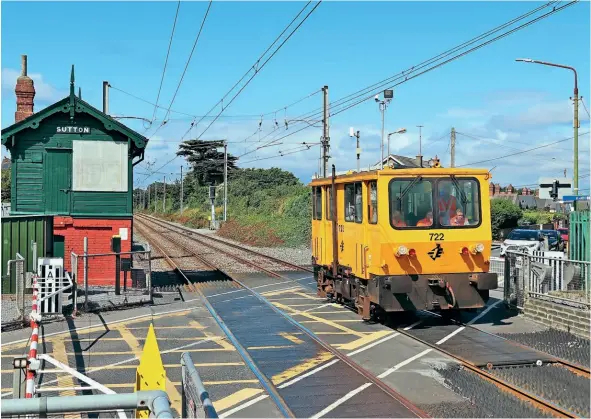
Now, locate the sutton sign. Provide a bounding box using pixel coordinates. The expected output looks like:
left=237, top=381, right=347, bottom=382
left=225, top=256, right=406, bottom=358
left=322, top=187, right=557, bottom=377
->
left=56, top=126, right=91, bottom=134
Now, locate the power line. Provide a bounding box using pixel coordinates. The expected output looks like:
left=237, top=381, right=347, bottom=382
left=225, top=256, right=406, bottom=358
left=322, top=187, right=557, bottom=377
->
left=581, top=97, right=591, bottom=119
left=150, top=0, right=214, bottom=140
left=457, top=131, right=589, bottom=167
left=240, top=142, right=321, bottom=164
left=151, top=1, right=181, bottom=124
left=187, top=1, right=322, bottom=142
left=244, top=1, right=577, bottom=155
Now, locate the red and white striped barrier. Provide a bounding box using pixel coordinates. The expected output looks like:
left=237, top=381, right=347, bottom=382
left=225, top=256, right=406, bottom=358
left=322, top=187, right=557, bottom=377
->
left=26, top=276, right=41, bottom=398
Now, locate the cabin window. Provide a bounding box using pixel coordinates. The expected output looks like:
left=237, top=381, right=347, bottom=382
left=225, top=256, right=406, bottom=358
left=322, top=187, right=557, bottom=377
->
left=312, top=186, right=322, bottom=220
left=368, top=181, right=377, bottom=224
left=389, top=179, right=434, bottom=229
left=437, top=178, right=481, bottom=227
left=325, top=186, right=334, bottom=220
left=344, top=182, right=362, bottom=223
left=72, top=140, right=128, bottom=192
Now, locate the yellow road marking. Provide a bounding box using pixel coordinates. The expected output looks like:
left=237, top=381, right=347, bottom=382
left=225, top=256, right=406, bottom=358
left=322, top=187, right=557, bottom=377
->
left=336, top=330, right=394, bottom=351
left=279, top=332, right=304, bottom=345
left=117, top=325, right=142, bottom=354
left=272, top=351, right=334, bottom=385
left=213, top=388, right=264, bottom=412
left=82, top=362, right=245, bottom=371
left=66, top=348, right=235, bottom=356
left=126, top=324, right=207, bottom=330
left=292, top=310, right=352, bottom=315
left=281, top=303, right=330, bottom=307
left=246, top=345, right=294, bottom=350
left=104, top=380, right=259, bottom=389
left=166, top=378, right=182, bottom=415
left=299, top=320, right=360, bottom=323
left=266, top=296, right=324, bottom=301
left=272, top=302, right=365, bottom=337
left=261, top=288, right=303, bottom=297
left=1, top=310, right=194, bottom=348
left=52, top=339, right=81, bottom=419
left=293, top=291, right=327, bottom=301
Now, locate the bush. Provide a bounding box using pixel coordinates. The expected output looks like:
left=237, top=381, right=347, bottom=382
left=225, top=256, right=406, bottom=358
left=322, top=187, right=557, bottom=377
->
left=491, top=199, right=522, bottom=239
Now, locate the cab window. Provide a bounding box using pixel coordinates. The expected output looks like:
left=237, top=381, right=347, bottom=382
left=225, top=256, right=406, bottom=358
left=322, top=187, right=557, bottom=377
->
left=389, top=179, right=434, bottom=228
left=312, top=186, right=322, bottom=220
left=345, top=182, right=363, bottom=223
left=437, top=178, right=480, bottom=227
left=368, top=181, right=377, bottom=224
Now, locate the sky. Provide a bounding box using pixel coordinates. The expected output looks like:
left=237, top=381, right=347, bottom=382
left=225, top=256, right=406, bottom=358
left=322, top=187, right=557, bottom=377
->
left=1, top=1, right=590, bottom=193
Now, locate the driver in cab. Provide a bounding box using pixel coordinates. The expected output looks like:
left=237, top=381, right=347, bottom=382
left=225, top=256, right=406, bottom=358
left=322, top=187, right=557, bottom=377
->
left=438, top=182, right=457, bottom=225
left=416, top=210, right=433, bottom=227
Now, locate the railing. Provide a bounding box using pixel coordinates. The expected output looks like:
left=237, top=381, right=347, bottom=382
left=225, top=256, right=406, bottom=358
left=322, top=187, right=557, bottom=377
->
left=1, top=253, right=26, bottom=329
left=504, top=250, right=590, bottom=310
left=0, top=390, right=173, bottom=418
left=181, top=352, right=218, bottom=418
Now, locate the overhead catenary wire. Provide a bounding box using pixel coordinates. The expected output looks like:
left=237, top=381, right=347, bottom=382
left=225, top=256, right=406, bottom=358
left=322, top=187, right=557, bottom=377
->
left=151, top=1, right=181, bottom=124
left=240, top=142, right=321, bottom=164
left=239, top=1, right=577, bottom=159
left=456, top=131, right=589, bottom=167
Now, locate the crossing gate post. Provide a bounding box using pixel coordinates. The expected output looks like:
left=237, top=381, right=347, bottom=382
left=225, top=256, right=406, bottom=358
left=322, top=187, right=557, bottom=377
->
left=135, top=323, right=167, bottom=418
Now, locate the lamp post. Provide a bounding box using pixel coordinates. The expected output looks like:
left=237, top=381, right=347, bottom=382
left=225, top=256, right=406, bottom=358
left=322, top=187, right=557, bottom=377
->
left=387, top=128, right=407, bottom=158
left=516, top=58, right=580, bottom=206
left=375, top=90, right=394, bottom=169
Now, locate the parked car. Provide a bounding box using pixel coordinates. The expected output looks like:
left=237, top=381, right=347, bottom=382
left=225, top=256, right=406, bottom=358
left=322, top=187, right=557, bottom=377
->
left=557, top=227, right=569, bottom=243
left=500, top=229, right=545, bottom=256
left=540, top=229, right=565, bottom=252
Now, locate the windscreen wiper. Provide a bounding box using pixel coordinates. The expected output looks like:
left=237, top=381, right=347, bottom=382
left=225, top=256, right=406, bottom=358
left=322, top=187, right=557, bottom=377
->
left=398, top=175, right=423, bottom=202
left=450, top=175, right=469, bottom=206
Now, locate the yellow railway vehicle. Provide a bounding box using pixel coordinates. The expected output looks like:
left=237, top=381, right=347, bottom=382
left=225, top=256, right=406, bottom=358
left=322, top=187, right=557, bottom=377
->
left=310, top=160, right=497, bottom=320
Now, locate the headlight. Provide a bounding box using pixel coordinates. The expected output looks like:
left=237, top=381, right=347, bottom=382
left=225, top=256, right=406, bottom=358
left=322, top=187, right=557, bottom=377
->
left=395, top=246, right=408, bottom=257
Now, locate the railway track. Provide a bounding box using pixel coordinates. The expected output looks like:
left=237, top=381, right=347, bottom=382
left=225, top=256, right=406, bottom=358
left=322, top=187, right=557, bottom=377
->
left=135, top=215, right=427, bottom=418
left=137, top=214, right=589, bottom=418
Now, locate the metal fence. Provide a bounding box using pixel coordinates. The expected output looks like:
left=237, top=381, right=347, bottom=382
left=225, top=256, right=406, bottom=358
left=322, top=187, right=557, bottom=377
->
left=1, top=253, right=28, bottom=329
left=181, top=352, right=218, bottom=418
left=504, top=250, right=590, bottom=310
left=71, top=249, right=152, bottom=312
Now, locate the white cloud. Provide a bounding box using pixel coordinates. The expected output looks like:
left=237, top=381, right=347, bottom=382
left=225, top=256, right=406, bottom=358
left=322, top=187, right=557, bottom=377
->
left=1, top=68, right=66, bottom=103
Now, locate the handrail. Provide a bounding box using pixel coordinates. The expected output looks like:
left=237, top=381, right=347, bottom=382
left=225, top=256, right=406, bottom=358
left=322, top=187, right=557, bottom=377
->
left=181, top=352, right=218, bottom=418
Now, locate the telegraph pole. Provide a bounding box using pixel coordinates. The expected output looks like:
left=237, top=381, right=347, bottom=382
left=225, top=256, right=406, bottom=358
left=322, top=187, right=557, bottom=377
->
left=163, top=176, right=166, bottom=212
left=148, top=185, right=151, bottom=210
left=180, top=166, right=184, bottom=216
left=450, top=127, right=456, bottom=168
left=223, top=142, right=228, bottom=221
left=322, top=85, right=330, bottom=178
left=416, top=125, right=424, bottom=166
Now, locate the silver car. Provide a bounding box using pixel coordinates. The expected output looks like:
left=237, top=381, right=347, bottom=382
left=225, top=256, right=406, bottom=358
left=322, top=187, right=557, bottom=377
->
left=500, top=229, right=544, bottom=256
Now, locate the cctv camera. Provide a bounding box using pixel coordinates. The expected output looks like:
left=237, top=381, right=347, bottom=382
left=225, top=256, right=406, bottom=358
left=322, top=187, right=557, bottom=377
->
left=374, top=95, right=380, bottom=102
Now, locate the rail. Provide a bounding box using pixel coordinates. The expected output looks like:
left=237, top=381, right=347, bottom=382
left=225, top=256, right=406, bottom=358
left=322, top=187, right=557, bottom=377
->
left=1, top=390, right=173, bottom=417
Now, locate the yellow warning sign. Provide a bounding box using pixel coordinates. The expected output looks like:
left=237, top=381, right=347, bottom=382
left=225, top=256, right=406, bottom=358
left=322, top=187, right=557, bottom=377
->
left=135, top=323, right=166, bottom=418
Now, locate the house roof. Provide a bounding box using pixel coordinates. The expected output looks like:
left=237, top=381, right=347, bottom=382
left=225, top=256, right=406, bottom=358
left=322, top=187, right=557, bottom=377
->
left=1, top=67, right=148, bottom=154
left=371, top=154, right=423, bottom=170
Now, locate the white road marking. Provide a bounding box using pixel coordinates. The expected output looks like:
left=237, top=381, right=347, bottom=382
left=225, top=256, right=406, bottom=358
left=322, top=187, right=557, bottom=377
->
left=436, top=326, right=465, bottom=345
left=302, top=303, right=333, bottom=313
left=377, top=349, right=433, bottom=379
left=219, top=394, right=270, bottom=418
left=467, top=300, right=502, bottom=325
left=310, top=382, right=373, bottom=418
left=278, top=359, right=340, bottom=388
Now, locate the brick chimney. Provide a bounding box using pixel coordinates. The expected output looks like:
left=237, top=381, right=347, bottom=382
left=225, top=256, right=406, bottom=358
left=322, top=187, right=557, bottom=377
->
left=15, top=55, right=35, bottom=123
left=489, top=182, right=494, bottom=196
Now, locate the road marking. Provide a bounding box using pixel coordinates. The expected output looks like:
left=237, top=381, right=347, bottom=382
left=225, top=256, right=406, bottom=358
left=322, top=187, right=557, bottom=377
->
left=299, top=319, right=360, bottom=323
left=217, top=295, right=255, bottom=304
left=467, top=300, right=502, bottom=325
left=261, top=286, right=303, bottom=297
left=214, top=388, right=265, bottom=414
left=278, top=332, right=305, bottom=345
left=302, top=303, right=333, bottom=312
left=337, top=330, right=394, bottom=351
left=277, top=358, right=339, bottom=388
left=377, top=349, right=433, bottom=378
left=219, top=394, right=269, bottom=418
left=436, top=327, right=465, bottom=345
left=126, top=324, right=207, bottom=330
left=2, top=308, right=195, bottom=346
left=246, top=345, right=294, bottom=350
left=311, top=382, right=373, bottom=419
left=272, top=351, right=334, bottom=385
left=51, top=339, right=80, bottom=411
left=117, top=325, right=142, bottom=354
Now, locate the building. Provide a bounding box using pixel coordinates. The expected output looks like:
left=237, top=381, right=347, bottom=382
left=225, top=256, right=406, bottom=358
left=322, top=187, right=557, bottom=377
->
left=1, top=56, right=148, bottom=285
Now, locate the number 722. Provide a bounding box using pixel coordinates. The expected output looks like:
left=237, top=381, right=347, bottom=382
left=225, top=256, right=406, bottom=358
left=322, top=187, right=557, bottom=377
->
left=429, top=233, right=445, bottom=241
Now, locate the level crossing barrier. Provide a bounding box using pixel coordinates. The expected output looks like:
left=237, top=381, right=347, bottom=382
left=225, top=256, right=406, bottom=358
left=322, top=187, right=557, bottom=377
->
left=181, top=352, right=218, bottom=418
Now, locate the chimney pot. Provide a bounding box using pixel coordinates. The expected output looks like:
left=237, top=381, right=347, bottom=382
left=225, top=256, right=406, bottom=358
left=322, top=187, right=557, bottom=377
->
left=21, top=55, right=27, bottom=76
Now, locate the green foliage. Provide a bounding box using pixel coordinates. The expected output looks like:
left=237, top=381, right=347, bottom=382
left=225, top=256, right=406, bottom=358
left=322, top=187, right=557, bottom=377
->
left=1, top=168, right=10, bottom=202
left=177, top=140, right=238, bottom=186
left=520, top=210, right=568, bottom=225
left=490, top=199, right=523, bottom=239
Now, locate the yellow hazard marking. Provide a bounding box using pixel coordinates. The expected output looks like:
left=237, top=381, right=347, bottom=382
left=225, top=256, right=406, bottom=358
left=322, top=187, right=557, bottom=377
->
left=261, top=288, right=303, bottom=297
left=213, top=388, right=265, bottom=412
left=118, top=325, right=142, bottom=354
left=52, top=339, right=81, bottom=419
left=336, top=330, right=394, bottom=351
left=136, top=324, right=166, bottom=418
left=126, top=324, right=207, bottom=330
left=282, top=303, right=331, bottom=307
left=299, top=319, right=360, bottom=323
left=246, top=345, right=295, bottom=350
left=272, top=351, right=334, bottom=385
left=272, top=302, right=365, bottom=337
left=266, top=296, right=324, bottom=301
left=279, top=332, right=304, bottom=345
left=83, top=362, right=245, bottom=371
left=105, top=380, right=260, bottom=389
left=67, top=348, right=235, bottom=356
left=293, top=291, right=328, bottom=301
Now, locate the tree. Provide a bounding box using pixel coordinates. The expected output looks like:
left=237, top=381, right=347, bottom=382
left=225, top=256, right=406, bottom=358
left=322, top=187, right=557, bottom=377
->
left=177, top=140, right=238, bottom=186
left=1, top=168, right=10, bottom=202
left=490, top=198, right=522, bottom=239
